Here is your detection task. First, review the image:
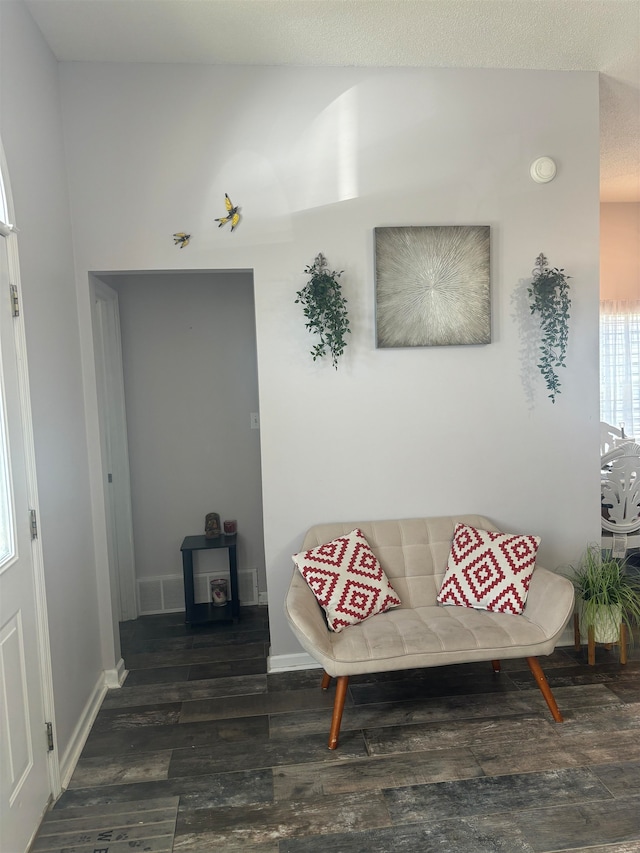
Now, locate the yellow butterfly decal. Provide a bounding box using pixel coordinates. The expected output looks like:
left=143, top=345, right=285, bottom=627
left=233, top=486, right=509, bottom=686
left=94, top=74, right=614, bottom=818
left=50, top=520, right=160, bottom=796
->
left=215, top=193, right=240, bottom=232
left=173, top=232, right=191, bottom=248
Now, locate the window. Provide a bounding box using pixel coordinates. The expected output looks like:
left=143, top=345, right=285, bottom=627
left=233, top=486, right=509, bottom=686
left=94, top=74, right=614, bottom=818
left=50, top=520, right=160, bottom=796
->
left=600, top=300, right=640, bottom=439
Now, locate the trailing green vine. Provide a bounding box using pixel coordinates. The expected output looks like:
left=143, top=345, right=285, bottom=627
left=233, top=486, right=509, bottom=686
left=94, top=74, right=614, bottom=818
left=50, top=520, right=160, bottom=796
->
left=295, top=253, right=350, bottom=369
left=528, top=253, right=571, bottom=403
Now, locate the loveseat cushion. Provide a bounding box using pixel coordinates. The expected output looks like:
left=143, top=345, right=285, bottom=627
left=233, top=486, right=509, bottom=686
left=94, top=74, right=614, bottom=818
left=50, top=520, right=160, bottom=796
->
left=437, top=523, right=540, bottom=614
left=293, top=528, right=401, bottom=632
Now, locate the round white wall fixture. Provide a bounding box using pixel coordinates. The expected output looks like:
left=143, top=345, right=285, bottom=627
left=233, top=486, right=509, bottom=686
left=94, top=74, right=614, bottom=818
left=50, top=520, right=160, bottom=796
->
left=530, top=156, right=557, bottom=183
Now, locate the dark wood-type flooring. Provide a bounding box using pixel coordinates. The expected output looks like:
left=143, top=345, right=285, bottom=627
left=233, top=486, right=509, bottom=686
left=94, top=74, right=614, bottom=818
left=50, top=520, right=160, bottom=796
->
left=30, top=606, right=640, bottom=852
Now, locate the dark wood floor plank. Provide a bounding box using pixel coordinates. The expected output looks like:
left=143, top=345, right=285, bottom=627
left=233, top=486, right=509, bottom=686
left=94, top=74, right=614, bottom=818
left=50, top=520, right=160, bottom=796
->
left=592, top=760, right=640, bottom=798
left=510, top=797, right=640, bottom=852
left=53, top=768, right=273, bottom=811
left=68, top=750, right=173, bottom=789
left=40, top=796, right=179, bottom=821
left=90, top=702, right=182, bottom=732
left=168, top=729, right=367, bottom=777
left=187, top=657, right=267, bottom=680
left=179, top=685, right=344, bottom=723
left=364, top=713, right=557, bottom=756
left=174, top=790, right=391, bottom=848
left=273, top=748, right=484, bottom=800
left=30, top=819, right=176, bottom=850
left=123, top=665, right=191, bottom=686
left=32, top=796, right=179, bottom=853
left=471, top=734, right=583, bottom=776
left=565, top=845, right=640, bottom=853
left=269, top=692, right=543, bottom=740
left=81, top=715, right=269, bottom=757
left=31, top=835, right=175, bottom=853
left=123, top=641, right=268, bottom=670
left=383, top=767, right=613, bottom=825
left=279, top=813, right=537, bottom=852
left=100, top=673, right=267, bottom=709
left=349, top=670, right=521, bottom=705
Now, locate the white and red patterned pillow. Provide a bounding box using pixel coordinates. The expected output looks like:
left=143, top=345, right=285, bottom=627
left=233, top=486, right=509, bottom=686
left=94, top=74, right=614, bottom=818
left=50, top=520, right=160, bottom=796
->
left=437, top=523, right=540, bottom=615
left=292, top=528, right=401, bottom=632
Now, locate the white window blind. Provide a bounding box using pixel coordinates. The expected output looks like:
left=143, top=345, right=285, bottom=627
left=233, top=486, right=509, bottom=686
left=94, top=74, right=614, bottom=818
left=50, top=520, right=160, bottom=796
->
left=600, top=300, right=640, bottom=439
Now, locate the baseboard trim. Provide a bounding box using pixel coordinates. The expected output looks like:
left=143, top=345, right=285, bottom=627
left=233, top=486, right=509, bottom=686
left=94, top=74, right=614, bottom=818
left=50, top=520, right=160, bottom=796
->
left=267, top=651, right=322, bottom=673
left=104, top=658, right=127, bottom=688
left=58, top=672, right=108, bottom=789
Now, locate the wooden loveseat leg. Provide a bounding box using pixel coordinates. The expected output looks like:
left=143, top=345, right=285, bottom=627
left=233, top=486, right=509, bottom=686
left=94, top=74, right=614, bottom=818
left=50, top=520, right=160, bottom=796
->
left=328, top=676, right=349, bottom=750
left=526, top=656, right=563, bottom=722
left=320, top=671, right=332, bottom=690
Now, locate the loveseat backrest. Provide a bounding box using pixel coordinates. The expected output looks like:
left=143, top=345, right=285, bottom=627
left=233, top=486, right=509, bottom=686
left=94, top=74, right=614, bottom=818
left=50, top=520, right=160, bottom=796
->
left=301, top=514, right=498, bottom=609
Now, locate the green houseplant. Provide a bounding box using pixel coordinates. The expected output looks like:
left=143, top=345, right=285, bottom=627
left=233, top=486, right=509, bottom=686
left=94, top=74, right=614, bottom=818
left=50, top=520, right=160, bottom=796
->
left=295, top=253, right=350, bottom=369
left=568, top=545, right=640, bottom=644
left=528, top=253, right=571, bottom=403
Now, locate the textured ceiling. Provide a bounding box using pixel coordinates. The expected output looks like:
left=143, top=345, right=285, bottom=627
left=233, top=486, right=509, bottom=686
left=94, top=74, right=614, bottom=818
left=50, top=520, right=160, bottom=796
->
left=24, top=0, right=640, bottom=202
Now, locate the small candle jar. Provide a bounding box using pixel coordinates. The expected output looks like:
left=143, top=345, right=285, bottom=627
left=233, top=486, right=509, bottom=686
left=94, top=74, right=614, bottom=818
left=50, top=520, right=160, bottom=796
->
left=224, top=520, right=237, bottom=535
left=210, top=578, right=228, bottom=606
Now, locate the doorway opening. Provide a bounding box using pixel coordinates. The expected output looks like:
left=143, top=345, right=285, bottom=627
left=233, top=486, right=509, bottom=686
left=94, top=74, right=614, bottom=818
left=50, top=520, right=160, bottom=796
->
left=90, top=269, right=266, bottom=628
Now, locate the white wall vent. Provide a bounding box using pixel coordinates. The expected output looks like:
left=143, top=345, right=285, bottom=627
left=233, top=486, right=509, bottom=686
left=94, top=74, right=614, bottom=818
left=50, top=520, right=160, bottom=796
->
left=163, top=576, right=185, bottom=610
left=137, top=578, right=164, bottom=614
left=238, top=568, right=259, bottom=605
left=137, top=575, right=184, bottom=615
left=137, top=568, right=259, bottom=615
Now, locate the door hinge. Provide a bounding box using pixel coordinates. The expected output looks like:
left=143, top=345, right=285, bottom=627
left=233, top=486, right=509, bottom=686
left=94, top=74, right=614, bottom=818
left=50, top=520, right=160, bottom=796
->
left=30, top=509, right=38, bottom=539
left=46, top=722, right=54, bottom=752
left=108, top=473, right=113, bottom=483
left=10, top=284, right=19, bottom=317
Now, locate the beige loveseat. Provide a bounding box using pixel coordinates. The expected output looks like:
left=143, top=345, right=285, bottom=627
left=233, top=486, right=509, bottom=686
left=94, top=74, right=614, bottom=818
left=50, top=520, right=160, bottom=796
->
left=285, top=514, right=575, bottom=749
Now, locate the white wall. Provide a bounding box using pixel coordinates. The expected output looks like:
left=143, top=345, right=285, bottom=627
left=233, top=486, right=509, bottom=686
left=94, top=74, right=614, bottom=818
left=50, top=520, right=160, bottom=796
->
left=57, top=62, right=601, bottom=663
left=0, top=2, right=114, bottom=760
left=103, top=271, right=265, bottom=592
left=600, top=203, right=640, bottom=300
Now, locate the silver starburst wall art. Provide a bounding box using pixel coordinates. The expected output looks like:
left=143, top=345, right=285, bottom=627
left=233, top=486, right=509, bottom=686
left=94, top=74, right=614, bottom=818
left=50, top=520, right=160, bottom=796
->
left=374, top=225, right=491, bottom=348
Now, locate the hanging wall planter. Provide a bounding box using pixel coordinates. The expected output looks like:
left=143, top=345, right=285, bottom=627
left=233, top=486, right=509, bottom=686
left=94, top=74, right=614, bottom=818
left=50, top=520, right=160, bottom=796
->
left=295, top=253, right=350, bottom=369
left=528, top=253, right=571, bottom=403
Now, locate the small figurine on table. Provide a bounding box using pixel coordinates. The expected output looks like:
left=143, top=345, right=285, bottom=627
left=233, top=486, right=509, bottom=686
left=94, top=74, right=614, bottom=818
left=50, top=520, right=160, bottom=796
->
left=204, top=512, right=221, bottom=539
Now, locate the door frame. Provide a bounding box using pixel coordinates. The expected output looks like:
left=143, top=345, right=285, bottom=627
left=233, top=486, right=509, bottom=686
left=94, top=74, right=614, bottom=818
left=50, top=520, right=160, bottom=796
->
left=89, top=277, right=137, bottom=623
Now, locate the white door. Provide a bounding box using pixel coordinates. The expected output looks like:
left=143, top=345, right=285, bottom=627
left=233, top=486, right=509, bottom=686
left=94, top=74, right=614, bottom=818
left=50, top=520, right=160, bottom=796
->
left=91, top=277, right=137, bottom=622
left=0, top=233, right=52, bottom=850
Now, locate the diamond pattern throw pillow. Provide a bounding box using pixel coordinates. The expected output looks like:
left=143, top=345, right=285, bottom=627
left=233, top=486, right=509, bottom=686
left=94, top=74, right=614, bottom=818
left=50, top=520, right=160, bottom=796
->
left=437, top=523, right=540, bottom=615
left=292, top=528, right=402, bottom=632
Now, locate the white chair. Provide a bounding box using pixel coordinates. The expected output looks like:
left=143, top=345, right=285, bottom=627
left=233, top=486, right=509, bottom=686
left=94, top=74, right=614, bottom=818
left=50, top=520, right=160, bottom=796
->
left=601, top=441, right=640, bottom=554
left=600, top=421, right=634, bottom=455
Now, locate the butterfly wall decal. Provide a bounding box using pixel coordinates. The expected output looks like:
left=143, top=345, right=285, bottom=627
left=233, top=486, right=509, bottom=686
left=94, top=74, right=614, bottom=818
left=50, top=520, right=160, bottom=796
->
left=215, top=193, right=241, bottom=232
left=173, top=232, right=191, bottom=248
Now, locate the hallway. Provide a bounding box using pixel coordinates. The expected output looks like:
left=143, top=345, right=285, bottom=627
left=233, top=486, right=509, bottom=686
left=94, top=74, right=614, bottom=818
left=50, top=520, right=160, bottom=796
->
left=30, top=606, right=640, bottom=851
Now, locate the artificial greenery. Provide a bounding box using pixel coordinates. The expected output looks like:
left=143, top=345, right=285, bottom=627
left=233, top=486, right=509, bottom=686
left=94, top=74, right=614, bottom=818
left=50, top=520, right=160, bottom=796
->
left=528, top=253, right=571, bottom=403
left=567, top=545, right=640, bottom=641
left=295, top=253, right=350, bottom=369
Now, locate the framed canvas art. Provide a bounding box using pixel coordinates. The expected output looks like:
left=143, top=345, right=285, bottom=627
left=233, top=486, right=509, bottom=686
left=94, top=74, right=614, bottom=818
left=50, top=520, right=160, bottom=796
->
left=375, top=225, right=491, bottom=348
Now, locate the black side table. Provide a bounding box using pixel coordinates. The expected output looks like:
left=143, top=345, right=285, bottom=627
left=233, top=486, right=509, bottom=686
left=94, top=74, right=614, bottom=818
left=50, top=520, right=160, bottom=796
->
left=180, top=534, right=239, bottom=625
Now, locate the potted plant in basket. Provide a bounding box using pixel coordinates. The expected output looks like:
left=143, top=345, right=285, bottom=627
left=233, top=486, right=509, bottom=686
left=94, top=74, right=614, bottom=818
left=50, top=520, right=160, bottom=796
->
left=568, top=545, right=640, bottom=645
